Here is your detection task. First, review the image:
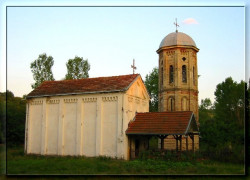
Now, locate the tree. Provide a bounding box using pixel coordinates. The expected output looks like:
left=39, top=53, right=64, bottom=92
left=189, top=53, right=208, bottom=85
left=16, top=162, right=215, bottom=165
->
left=30, top=53, right=55, bottom=89
left=5, top=90, right=26, bottom=146
left=0, top=92, right=6, bottom=143
left=144, top=67, right=158, bottom=112
left=65, top=56, right=90, bottom=80
left=199, top=98, right=214, bottom=125
left=214, top=77, right=245, bottom=127
left=199, top=77, right=245, bottom=163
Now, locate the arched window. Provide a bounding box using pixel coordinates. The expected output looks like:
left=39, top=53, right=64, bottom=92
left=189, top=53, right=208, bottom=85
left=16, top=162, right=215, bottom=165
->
left=161, top=67, right=163, bottom=85
left=193, top=66, right=195, bottom=85
left=169, top=65, right=174, bottom=83
left=168, top=97, right=175, bottom=111
left=182, top=65, right=187, bottom=83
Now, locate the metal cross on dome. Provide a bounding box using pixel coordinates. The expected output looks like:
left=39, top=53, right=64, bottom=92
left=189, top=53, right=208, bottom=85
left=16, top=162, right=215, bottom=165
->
left=131, top=59, right=137, bottom=74
left=174, top=18, right=179, bottom=32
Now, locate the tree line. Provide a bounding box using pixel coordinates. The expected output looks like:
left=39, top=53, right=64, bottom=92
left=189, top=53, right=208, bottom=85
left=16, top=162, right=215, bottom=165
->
left=31, top=53, right=90, bottom=89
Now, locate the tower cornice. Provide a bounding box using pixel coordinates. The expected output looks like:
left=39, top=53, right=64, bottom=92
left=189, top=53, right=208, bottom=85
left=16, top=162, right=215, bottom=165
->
left=156, top=45, right=199, bottom=54
left=159, top=88, right=199, bottom=94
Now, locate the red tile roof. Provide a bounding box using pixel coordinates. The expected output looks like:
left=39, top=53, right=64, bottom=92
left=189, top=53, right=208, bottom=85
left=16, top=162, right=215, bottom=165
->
left=27, top=74, right=139, bottom=98
left=126, top=111, right=197, bottom=135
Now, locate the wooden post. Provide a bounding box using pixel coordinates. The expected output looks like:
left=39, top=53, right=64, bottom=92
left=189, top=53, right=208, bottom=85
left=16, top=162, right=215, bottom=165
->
left=129, top=136, right=131, bottom=160
left=161, top=137, right=164, bottom=150
left=189, top=134, right=194, bottom=152
left=175, top=136, right=178, bottom=151
left=147, top=136, right=150, bottom=150
left=180, top=135, right=182, bottom=151
left=192, top=136, right=194, bottom=152
left=157, top=135, right=167, bottom=150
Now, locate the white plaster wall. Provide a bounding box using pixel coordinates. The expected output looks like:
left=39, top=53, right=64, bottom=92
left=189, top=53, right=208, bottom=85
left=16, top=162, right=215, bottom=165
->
left=63, top=101, right=77, bottom=155
left=26, top=76, right=150, bottom=160
left=29, top=101, right=43, bottom=154
left=101, top=99, right=117, bottom=157
left=82, top=100, right=97, bottom=156
left=123, top=77, right=150, bottom=160
left=46, top=102, right=59, bottom=155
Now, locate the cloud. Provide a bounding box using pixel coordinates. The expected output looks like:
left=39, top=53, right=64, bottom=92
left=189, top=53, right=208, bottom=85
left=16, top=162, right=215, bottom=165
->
left=183, top=18, right=198, bottom=24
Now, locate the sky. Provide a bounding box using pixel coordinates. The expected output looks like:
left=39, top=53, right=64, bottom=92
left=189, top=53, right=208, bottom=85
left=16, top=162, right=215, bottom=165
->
left=0, top=0, right=248, bottom=104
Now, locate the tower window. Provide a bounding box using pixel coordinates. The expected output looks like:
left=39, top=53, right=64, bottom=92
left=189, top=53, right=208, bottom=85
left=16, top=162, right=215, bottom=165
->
left=161, top=67, right=163, bottom=85
left=193, top=66, right=195, bottom=85
left=182, top=65, right=187, bottom=83
left=170, top=99, right=173, bottom=111
left=182, top=57, right=186, bottom=61
left=169, top=65, right=174, bottom=83
left=168, top=97, right=175, bottom=111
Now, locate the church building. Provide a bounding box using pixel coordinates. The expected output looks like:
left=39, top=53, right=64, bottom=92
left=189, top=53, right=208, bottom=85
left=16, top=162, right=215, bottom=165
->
left=25, top=74, right=150, bottom=160
left=25, top=25, right=199, bottom=160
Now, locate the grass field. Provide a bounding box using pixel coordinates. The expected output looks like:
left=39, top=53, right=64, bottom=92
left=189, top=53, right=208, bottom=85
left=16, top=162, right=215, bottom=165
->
left=5, top=145, right=245, bottom=175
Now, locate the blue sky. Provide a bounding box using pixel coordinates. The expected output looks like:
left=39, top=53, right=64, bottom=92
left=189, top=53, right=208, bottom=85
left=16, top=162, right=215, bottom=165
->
left=0, top=1, right=248, bottom=104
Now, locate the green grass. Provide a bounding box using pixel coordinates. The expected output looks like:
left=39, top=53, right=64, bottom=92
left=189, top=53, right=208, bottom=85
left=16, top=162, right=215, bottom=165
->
left=6, top=145, right=245, bottom=175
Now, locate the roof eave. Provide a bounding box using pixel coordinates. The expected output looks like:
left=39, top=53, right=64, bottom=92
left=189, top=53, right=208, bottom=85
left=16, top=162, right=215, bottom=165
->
left=26, top=89, right=126, bottom=99
left=185, top=112, right=199, bottom=135
left=126, top=132, right=186, bottom=135
left=156, top=45, right=199, bottom=54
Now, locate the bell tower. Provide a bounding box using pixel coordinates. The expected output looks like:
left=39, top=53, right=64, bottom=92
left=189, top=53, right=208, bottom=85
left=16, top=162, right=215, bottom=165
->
left=156, top=31, right=199, bottom=122
left=156, top=26, right=200, bottom=150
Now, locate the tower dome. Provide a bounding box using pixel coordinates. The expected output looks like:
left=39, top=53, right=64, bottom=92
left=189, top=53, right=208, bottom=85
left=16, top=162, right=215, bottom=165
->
left=159, top=31, right=197, bottom=48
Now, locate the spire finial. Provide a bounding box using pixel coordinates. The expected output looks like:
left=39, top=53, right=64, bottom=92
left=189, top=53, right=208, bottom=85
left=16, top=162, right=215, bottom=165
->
left=174, top=18, right=179, bottom=32
left=131, top=59, right=137, bottom=74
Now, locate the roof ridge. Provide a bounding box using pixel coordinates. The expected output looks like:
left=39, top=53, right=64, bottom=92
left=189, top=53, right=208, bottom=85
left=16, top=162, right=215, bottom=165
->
left=45, top=74, right=140, bottom=83
left=27, top=74, right=141, bottom=98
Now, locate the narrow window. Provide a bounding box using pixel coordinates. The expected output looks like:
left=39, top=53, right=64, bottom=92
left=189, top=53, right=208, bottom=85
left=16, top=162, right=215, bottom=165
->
left=169, top=65, right=174, bottom=83
left=168, top=98, right=175, bottom=111
left=161, top=67, right=163, bottom=85
left=193, top=66, right=195, bottom=85
left=170, top=99, right=173, bottom=111
left=182, top=65, right=187, bottom=83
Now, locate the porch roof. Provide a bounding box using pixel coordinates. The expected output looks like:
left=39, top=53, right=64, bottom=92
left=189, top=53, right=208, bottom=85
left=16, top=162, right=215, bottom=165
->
left=126, top=111, right=199, bottom=135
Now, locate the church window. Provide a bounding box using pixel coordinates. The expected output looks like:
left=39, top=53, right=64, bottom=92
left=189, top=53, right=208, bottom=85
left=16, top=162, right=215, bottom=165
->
left=193, top=66, right=195, bottom=85
left=182, top=57, right=186, bottom=61
left=182, top=65, right=187, bottom=83
left=169, top=65, right=174, bottom=83
left=168, top=97, right=175, bottom=111
left=161, top=67, right=163, bottom=85
left=171, top=99, right=173, bottom=111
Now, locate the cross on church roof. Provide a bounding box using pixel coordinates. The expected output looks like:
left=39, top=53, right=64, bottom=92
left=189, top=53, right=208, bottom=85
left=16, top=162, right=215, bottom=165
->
left=131, top=59, right=137, bottom=74
left=174, top=18, right=179, bottom=32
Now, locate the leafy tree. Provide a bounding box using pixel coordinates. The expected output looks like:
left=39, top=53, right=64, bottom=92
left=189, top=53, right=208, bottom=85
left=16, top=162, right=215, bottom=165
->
left=144, top=67, right=158, bottom=112
left=5, top=91, right=26, bottom=146
left=65, top=56, right=90, bottom=80
left=214, top=77, right=244, bottom=127
left=199, top=98, right=214, bottom=125
left=199, top=77, right=245, bottom=163
left=30, top=53, right=55, bottom=89
left=0, top=92, right=6, bottom=143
